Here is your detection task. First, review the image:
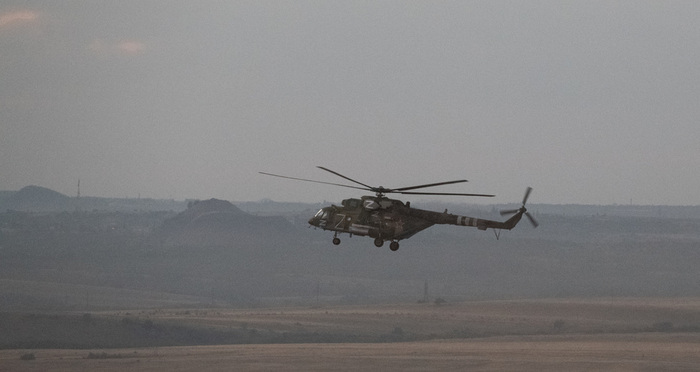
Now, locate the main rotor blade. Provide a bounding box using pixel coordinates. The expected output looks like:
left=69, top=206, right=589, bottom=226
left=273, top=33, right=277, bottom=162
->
left=259, top=172, right=369, bottom=191
left=394, top=179, right=468, bottom=192
left=316, top=166, right=375, bottom=190
left=398, top=191, right=495, bottom=197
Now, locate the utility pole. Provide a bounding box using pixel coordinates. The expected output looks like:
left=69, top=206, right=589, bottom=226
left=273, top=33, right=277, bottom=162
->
left=423, top=280, right=429, bottom=303
left=316, top=279, right=320, bottom=305
left=75, top=179, right=81, bottom=212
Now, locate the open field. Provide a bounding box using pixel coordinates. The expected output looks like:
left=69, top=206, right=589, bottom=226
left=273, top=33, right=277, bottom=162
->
left=88, top=297, right=700, bottom=341
left=3, top=334, right=700, bottom=371
left=3, top=297, right=700, bottom=370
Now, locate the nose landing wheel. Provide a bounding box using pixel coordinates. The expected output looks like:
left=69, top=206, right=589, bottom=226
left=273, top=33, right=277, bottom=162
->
left=374, top=238, right=384, bottom=247
left=332, top=237, right=341, bottom=245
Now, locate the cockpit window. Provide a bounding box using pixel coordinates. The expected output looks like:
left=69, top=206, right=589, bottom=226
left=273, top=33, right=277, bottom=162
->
left=342, top=199, right=360, bottom=208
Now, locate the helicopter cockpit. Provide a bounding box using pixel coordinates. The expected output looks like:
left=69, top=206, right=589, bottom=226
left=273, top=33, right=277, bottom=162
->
left=341, top=198, right=361, bottom=209
left=309, top=208, right=330, bottom=228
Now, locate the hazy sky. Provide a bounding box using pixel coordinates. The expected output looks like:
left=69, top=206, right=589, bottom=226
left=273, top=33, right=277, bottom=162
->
left=2, top=1, right=699, bottom=205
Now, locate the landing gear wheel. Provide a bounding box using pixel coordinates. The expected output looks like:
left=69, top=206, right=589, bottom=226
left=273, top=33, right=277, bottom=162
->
left=389, top=241, right=399, bottom=251
left=332, top=237, right=341, bottom=245
left=374, top=238, right=384, bottom=247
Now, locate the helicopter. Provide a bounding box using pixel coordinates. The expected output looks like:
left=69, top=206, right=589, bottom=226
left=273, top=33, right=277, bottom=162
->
left=260, top=167, right=538, bottom=251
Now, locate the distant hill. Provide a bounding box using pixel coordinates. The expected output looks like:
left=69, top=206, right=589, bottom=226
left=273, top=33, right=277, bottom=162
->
left=166, top=198, right=247, bottom=226
left=1, top=185, right=72, bottom=212
left=0, top=186, right=188, bottom=213
left=2, top=185, right=699, bottom=218
left=158, top=198, right=296, bottom=246
left=2, top=192, right=700, bottom=308
left=0, top=191, right=13, bottom=205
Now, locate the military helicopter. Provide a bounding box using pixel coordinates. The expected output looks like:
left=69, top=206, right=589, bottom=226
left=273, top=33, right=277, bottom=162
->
left=260, top=167, right=537, bottom=251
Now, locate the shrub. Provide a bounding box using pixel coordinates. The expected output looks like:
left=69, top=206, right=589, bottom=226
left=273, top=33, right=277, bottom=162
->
left=553, top=319, right=565, bottom=330
left=651, top=321, right=673, bottom=332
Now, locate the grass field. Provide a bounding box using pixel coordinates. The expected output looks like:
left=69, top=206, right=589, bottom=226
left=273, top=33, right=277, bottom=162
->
left=3, top=297, right=700, bottom=371
left=100, top=297, right=700, bottom=337
left=3, top=334, right=700, bottom=371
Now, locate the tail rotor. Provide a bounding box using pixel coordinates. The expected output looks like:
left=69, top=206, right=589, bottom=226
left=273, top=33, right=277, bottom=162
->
left=500, top=187, right=538, bottom=228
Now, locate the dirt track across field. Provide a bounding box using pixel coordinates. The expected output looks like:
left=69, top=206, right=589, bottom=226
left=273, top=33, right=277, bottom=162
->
left=3, top=333, right=700, bottom=372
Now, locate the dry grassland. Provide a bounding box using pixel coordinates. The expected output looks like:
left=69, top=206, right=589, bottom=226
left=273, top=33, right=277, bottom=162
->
left=3, top=334, right=700, bottom=371
left=108, top=297, right=700, bottom=337
left=3, top=297, right=700, bottom=371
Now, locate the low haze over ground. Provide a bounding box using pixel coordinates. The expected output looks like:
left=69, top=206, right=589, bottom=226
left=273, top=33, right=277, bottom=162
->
left=2, top=2, right=699, bottom=205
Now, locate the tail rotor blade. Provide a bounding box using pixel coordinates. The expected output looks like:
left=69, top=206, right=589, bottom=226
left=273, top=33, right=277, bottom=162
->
left=499, top=187, right=538, bottom=228
left=525, top=212, right=539, bottom=228
left=522, top=187, right=533, bottom=205
left=500, top=209, right=520, bottom=216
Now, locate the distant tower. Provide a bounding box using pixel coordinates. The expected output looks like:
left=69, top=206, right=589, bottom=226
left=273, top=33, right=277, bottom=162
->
left=75, top=179, right=81, bottom=212
left=423, top=280, right=429, bottom=303
left=316, top=279, right=320, bottom=305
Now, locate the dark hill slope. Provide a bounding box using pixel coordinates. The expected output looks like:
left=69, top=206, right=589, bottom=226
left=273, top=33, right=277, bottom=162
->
left=149, top=199, right=310, bottom=300
left=2, top=186, right=71, bottom=212
left=158, top=198, right=298, bottom=247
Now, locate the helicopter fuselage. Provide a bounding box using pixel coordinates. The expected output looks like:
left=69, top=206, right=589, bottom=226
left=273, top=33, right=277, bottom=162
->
left=261, top=166, right=535, bottom=251
left=308, top=195, right=524, bottom=250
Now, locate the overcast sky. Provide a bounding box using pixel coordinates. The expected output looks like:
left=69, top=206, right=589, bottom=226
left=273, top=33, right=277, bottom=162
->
left=1, top=1, right=699, bottom=205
